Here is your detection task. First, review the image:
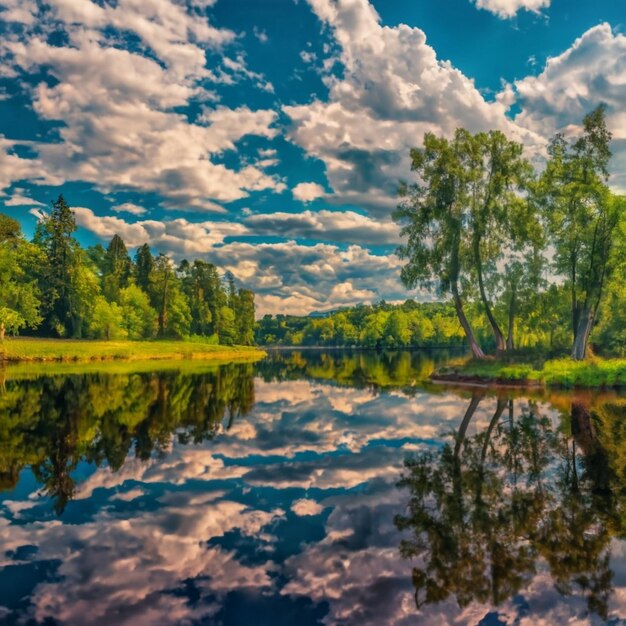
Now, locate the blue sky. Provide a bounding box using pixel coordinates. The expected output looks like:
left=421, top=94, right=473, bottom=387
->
left=0, top=0, right=624, bottom=315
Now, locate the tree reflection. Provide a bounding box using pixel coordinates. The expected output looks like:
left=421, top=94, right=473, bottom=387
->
left=0, top=364, right=255, bottom=513
left=396, top=393, right=626, bottom=619
left=258, top=349, right=458, bottom=394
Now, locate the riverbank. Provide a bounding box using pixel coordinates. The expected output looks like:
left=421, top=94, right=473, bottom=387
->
left=432, top=357, right=626, bottom=389
left=0, top=338, right=266, bottom=363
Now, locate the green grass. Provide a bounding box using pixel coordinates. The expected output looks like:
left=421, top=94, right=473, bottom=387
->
left=434, top=356, right=626, bottom=388
left=0, top=337, right=266, bottom=364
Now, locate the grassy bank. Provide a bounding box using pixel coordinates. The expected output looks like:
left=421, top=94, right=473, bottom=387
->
left=0, top=338, right=266, bottom=364
left=433, top=357, right=626, bottom=388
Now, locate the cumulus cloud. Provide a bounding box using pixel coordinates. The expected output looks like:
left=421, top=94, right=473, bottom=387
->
left=472, top=0, right=550, bottom=19
left=292, top=182, right=326, bottom=202
left=73, top=207, right=248, bottom=252
left=0, top=0, right=282, bottom=209
left=72, top=207, right=413, bottom=314
left=510, top=23, right=626, bottom=191
left=111, top=202, right=148, bottom=216
left=245, top=209, right=400, bottom=244
left=284, top=0, right=537, bottom=214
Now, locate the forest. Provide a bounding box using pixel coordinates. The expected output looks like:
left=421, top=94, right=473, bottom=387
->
left=0, top=195, right=255, bottom=345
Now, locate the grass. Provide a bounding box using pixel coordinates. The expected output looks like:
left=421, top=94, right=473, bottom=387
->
left=0, top=337, right=266, bottom=364
left=434, top=356, right=626, bottom=388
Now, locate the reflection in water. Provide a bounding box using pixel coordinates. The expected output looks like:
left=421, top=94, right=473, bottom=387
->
left=396, top=392, right=626, bottom=622
left=258, top=348, right=456, bottom=392
left=0, top=364, right=255, bottom=513
left=1, top=352, right=626, bottom=625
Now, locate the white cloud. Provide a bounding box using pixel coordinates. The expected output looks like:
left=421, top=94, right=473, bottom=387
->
left=472, top=0, right=550, bottom=19
left=73, top=207, right=249, bottom=251
left=2, top=189, right=45, bottom=207
left=253, top=26, right=269, bottom=43
left=284, top=0, right=538, bottom=215
left=111, top=202, right=148, bottom=216
left=0, top=137, right=61, bottom=196
left=72, top=207, right=413, bottom=314
left=291, top=499, right=324, bottom=516
left=0, top=0, right=282, bottom=210
left=510, top=23, right=626, bottom=192
left=292, top=182, right=326, bottom=202
left=245, top=209, right=400, bottom=244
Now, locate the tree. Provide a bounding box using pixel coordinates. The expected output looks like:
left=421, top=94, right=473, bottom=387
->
left=395, top=132, right=486, bottom=358
left=119, top=284, right=156, bottom=339
left=149, top=254, right=190, bottom=338
left=89, top=296, right=124, bottom=340
left=35, top=195, right=82, bottom=337
left=0, top=217, right=43, bottom=338
left=134, top=243, right=154, bottom=293
left=102, top=235, right=132, bottom=302
left=68, top=260, right=101, bottom=338
left=218, top=305, right=237, bottom=345
left=179, top=259, right=218, bottom=336
left=384, top=310, right=411, bottom=347
left=462, top=130, right=535, bottom=354
left=539, top=106, right=625, bottom=360
left=235, top=289, right=256, bottom=346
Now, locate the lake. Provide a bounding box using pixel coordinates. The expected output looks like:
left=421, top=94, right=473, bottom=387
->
left=1, top=349, right=626, bottom=625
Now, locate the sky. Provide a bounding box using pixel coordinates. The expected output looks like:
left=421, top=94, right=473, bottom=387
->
left=0, top=0, right=625, bottom=316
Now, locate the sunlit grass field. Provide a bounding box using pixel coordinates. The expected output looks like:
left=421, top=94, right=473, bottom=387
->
left=0, top=337, right=266, bottom=363
left=435, top=356, right=626, bottom=388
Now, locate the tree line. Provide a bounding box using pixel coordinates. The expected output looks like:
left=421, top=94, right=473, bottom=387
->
left=0, top=195, right=255, bottom=344
left=256, top=301, right=468, bottom=348
left=395, top=106, right=626, bottom=361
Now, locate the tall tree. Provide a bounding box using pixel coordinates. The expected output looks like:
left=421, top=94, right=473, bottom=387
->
left=179, top=259, right=218, bottom=336
left=539, top=106, right=625, bottom=359
left=462, top=130, right=535, bottom=354
left=102, top=234, right=132, bottom=302
left=34, top=195, right=83, bottom=337
left=395, top=132, right=485, bottom=358
left=235, top=289, right=256, bottom=346
left=149, top=254, right=190, bottom=338
left=0, top=215, right=43, bottom=339
left=134, top=243, right=154, bottom=293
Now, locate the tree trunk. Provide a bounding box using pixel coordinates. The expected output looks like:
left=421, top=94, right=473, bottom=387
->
left=506, top=287, right=516, bottom=352
left=159, top=272, right=169, bottom=337
left=474, top=235, right=506, bottom=354
left=571, top=306, right=594, bottom=360
left=454, top=393, right=484, bottom=459
left=0, top=322, right=4, bottom=341
left=451, top=281, right=485, bottom=359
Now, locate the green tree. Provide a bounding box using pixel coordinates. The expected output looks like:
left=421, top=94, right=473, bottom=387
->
left=35, top=195, right=83, bottom=337
left=134, top=243, right=154, bottom=293
left=102, top=234, right=132, bottom=302
left=235, top=289, right=256, bottom=346
left=89, top=296, right=125, bottom=340
left=0, top=216, right=43, bottom=338
left=462, top=130, right=536, bottom=353
left=394, top=132, right=486, bottom=358
left=119, top=284, right=156, bottom=339
left=539, top=106, right=625, bottom=359
left=218, top=305, right=237, bottom=345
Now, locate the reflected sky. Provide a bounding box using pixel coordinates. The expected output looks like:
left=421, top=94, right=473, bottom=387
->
left=1, top=351, right=626, bottom=625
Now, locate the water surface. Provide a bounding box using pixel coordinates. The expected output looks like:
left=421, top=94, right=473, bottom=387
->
left=1, top=350, right=626, bottom=625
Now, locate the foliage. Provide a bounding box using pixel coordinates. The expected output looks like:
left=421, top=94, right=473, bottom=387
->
left=0, top=196, right=257, bottom=346
left=395, top=107, right=626, bottom=361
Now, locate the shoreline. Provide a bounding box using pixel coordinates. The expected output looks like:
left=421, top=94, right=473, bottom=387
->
left=0, top=338, right=266, bottom=364
left=431, top=357, right=626, bottom=390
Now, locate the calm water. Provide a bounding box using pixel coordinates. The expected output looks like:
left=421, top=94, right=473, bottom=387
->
left=1, top=350, right=626, bottom=625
